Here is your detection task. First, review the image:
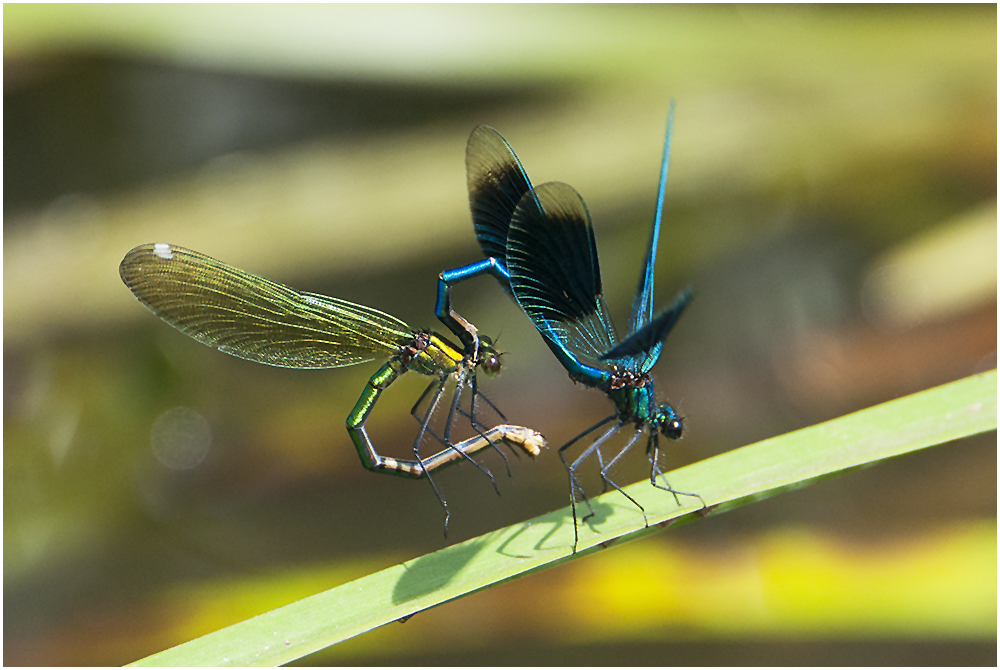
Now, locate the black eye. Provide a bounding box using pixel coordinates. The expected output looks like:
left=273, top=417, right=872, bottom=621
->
left=663, top=418, right=683, bottom=440
left=482, top=354, right=502, bottom=376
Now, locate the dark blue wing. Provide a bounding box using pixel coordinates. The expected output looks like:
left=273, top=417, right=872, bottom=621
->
left=628, top=102, right=676, bottom=338
left=466, top=125, right=534, bottom=264
left=600, top=287, right=691, bottom=373
left=506, top=182, right=618, bottom=364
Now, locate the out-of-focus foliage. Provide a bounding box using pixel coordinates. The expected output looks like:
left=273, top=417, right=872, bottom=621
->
left=4, top=4, right=995, bottom=665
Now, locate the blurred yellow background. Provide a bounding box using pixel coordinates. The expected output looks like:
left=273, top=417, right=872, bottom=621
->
left=4, top=5, right=995, bottom=665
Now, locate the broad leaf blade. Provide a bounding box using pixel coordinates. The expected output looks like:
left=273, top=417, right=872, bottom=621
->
left=131, top=369, right=996, bottom=666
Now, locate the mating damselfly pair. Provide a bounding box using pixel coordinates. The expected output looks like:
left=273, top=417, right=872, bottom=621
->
left=121, top=103, right=702, bottom=550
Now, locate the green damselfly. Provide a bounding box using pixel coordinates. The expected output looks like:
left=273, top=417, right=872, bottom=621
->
left=120, top=243, right=544, bottom=532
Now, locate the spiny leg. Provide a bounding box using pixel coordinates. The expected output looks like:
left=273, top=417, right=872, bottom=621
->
left=556, top=414, right=618, bottom=551
left=437, top=372, right=504, bottom=495
left=410, top=376, right=462, bottom=446
left=410, top=374, right=456, bottom=534
left=409, top=374, right=477, bottom=448
left=648, top=432, right=706, bottom=508
left=346, top=361, right=483, bottom=536
left=410, top=375, right=503, bottom=492
left=407, top=376, right=463, bottom=448
left=568, top=420, right=625, bottom=520
left=458, top=372, right=511, bottom=460
left=413, top=375, right=509, bottom=532
left=441, top=369, right=466, bottom=443
left=468, top=372, right=508, bottom=427
left=599, top=429, right=650, bottom=527
left=595, top=445, right=611, bottom=494
left=647, top=432, right=679, bottom=505
left=428, top=368, right=512, bottom=477
left=464, top=374, right=513, bottom=475
left=441, top=369, right=496, bottom=449
left=347, top=360, right=457, bottom=532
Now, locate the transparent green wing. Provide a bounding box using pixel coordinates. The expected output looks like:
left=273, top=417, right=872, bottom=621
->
left=120, top=243, right=413, bottom=369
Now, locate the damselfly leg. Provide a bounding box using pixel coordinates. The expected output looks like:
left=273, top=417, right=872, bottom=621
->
left=409, top=370, right=513, bottom=478
left=349, top=354, right=542, bottom=534
left=556, top=415, right=622, bottom=550
left=597, top=429, right=650, bottom=525
left=646, top=432, right=704, bottom=507
left=410, top=371, right=501, bottom=531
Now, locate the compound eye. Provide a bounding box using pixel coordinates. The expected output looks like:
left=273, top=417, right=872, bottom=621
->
left=481, top=353, right=502, bottom=376
left=663, top=418, right=683, bottom=440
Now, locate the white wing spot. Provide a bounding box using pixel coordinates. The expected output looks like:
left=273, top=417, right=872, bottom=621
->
left=153, top=243, right=174, bottom=260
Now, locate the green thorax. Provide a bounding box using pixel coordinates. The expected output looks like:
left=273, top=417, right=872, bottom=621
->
left=402, top=331, right=465, bottom=376
left=607, top=382, right=656, bottom=426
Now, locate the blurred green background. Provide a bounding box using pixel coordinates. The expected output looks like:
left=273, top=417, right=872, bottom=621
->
left=4, top=5, right=996, bottom=665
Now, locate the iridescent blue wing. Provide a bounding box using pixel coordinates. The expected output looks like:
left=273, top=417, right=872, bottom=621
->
left=600, top=287, right=691, bottom=373
left=120, top=244, right=412, bottom=369
left=466, top=125, right=534, bottom=264
left=506, top=182, right=618, bottom=364
left=627, top=102, right=676, bottom=339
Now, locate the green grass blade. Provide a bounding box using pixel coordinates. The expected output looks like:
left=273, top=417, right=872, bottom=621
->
left=130, top=369, right=996, bottom=666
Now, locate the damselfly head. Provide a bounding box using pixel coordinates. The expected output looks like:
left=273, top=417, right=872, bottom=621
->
left=481, top=352, right=502, bottom=376
left=658, top=406, right=683, bottom=440
left=477, top=335, right=503, bottom=376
